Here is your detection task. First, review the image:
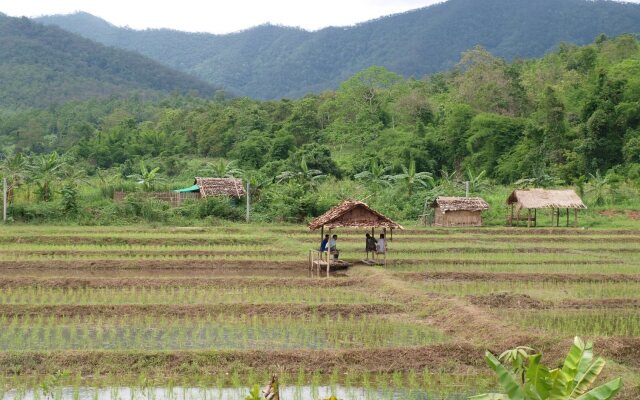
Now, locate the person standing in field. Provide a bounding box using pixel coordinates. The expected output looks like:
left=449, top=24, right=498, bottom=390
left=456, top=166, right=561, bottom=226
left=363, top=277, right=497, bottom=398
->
left=376, top=233, right=386, bottom=254
left=365, top=233, right=377, bottom=253
left=329, top=234, right=339, bottom=259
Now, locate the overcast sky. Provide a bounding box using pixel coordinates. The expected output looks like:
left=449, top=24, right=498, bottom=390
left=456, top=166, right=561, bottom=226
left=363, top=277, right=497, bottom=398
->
left=1, top=0, right=453, bottom=34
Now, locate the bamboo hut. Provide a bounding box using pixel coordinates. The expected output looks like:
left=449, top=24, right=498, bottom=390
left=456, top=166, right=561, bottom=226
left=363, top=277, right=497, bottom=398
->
left=430, top=197, right=489, bottom=227
left=175, top=177, right=245, bottom=198
left=307, top=200, right=403, bottom=271
left=506, top=189, right=586, bottom=227
left=116, top=177, right=246, bottom=207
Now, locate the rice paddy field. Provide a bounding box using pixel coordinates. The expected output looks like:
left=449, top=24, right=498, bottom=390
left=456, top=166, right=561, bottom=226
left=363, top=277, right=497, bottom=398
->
left=1, top=224, right=640, bottom=399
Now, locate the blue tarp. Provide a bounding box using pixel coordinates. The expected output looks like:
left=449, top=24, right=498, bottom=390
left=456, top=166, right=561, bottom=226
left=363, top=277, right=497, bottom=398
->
left=174, top=185, right=200, bottom=193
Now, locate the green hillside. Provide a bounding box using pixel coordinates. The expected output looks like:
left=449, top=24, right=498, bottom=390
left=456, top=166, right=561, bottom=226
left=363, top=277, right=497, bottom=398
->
left=2, top=34, right=639, bottom=223
left=37, top=0, right=640, bottom=99
left=0, top=14, right=216, bottom=109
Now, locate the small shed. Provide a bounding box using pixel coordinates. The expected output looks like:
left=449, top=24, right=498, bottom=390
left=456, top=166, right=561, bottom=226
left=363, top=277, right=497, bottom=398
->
left=506, top=189, right=587, bottom=227
left=175, top=177, right=245, bottom=198
left=430, top=197, right=489, bottom=227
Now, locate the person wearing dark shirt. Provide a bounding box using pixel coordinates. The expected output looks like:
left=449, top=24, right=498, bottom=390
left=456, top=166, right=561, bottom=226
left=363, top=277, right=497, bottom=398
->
left=365, top=233, right=377, bottom=253
left=320, top=234, right=329, bottom=252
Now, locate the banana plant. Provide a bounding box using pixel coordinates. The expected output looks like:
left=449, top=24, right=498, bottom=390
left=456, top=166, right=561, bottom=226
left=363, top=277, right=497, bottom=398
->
left=470, top=337, right=622, bottom=400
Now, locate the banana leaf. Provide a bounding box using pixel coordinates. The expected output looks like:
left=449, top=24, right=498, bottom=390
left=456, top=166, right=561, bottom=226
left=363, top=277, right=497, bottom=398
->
left=550, top=337, right=586, bottom=399
left=485, top=351, right=525, bottom=400
left=574, top=341, right=594, bottom=387
left=468, top=394, right=509, bottom=400
left=570, top=357, right=605, bottom=398
left=575, top=378, right=622, bottom=400
left=524, top=354, right=551, bottom=400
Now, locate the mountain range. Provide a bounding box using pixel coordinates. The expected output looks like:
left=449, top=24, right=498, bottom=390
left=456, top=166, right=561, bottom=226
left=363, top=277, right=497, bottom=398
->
left=0, top=13, right=216, bottom=109
left=36, top=0, right=640, bottom=99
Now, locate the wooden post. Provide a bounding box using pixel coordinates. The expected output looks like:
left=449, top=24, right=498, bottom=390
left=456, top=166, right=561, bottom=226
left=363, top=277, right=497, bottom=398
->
left=510, top=205, right=514, bottom=226
left=246, top=182, right=250, bottom=222
left=369, top=227, right=374, bottom=260
left=566, top=208, right=569, bottom=227
left=556, top=208, right=560, bottom=227
left=328, top=228, right=332, bottom=271
left=2, top=178, right=6, bottom=223
left=534, top=209, right=537, bottom=227
left=527, top=209, right=531, bottom=228
left=551, top=208, right=554, bottom=226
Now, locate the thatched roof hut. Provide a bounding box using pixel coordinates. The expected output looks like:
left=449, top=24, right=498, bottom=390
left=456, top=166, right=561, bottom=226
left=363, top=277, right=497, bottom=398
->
left=430, top=197, right=489, bottom=227
left=308, top=200, right=403, bottom=231
left=191, top=177, right=245, bottom=198
left=506, top=189, right=586, bottom=227
left=507, top=189, right=586, bottom=210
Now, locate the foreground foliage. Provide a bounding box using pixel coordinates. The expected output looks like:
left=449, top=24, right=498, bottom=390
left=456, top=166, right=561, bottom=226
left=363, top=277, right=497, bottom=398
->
left=471, top=337, right=622, bottom=400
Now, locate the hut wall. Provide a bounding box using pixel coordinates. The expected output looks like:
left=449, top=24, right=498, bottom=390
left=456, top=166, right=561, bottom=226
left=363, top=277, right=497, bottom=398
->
left=434, top=208, right=483, bottom=227
left=113, top=192, right=201, bottom=207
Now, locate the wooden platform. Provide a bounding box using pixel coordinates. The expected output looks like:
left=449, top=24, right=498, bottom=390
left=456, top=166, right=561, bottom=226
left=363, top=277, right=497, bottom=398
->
left=361, top=259, right=385, bottom=266
left=311, top=260, right=351, bottom=270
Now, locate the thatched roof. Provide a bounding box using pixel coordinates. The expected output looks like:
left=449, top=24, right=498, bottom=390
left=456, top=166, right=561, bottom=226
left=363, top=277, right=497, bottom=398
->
left=194, top=177, right=245, bottom=198
left=308, top=200, right=403, bottom=230
left=431, top=197, right=489, bottom=212
left=507, top=189, right=586, bottom=210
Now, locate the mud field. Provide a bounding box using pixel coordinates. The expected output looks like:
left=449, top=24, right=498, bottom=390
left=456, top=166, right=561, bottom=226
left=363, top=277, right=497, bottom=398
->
left=1, top=225, right=640, bottom=398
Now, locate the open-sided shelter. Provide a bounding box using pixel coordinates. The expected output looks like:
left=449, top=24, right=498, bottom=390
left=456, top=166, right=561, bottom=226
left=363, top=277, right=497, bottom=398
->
left=307, top=200, right=403, bottom=270
left=507, top=189, right=586, bottom=227
left=430, top=197, right=489, bottom=227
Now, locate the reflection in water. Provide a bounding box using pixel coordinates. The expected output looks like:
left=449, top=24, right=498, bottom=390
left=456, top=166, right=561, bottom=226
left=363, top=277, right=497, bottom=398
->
left=4, top=386, right=466, bottom=400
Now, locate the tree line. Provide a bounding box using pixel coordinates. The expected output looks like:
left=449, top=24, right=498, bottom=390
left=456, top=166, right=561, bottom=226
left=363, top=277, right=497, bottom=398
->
left=1, top=35, right=639, bottom=223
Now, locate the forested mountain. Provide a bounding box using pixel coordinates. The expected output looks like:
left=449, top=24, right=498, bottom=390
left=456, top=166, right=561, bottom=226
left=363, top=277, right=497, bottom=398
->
left=36, top=0, right=640, bottom=99
left=0, top=14, right=216, bottom=109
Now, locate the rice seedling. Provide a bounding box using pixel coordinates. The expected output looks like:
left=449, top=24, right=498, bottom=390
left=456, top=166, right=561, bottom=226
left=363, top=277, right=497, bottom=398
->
left=506, top=309, right=640, bottom=336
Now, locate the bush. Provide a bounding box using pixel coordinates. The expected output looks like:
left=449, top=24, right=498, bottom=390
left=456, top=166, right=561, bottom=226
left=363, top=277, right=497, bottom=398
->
left=120, top=193, right=173, bottom=222
left=197, top=197, right=243, bottom=221
left=9, top=202, right=62, bottom=223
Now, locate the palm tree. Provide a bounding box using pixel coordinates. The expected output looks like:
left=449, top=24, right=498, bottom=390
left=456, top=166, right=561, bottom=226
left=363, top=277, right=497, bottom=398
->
left=586, top=170, right=610, bottom=206
left=354, top=160, right=393, bottom=192
left=242, top=170, right=270, bottom=201
left=0, top=153, right=29, bottom=202
left=200, top=160, right=244, bottom=178
left=127, top=161, right=165, bottom=191
left=465, top=168, right=489, bottom=193
left=436, top=168, right=462, bottom=194
left=390, top=160, right=434, bottom=196
left=276, top=157, right=325, bottom=189
left=30, top=152, right=66, bottom=202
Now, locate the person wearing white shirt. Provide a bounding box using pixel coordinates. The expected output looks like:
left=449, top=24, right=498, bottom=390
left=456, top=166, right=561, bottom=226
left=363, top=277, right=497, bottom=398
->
left=376, top=233, right=386, bottom=253
left=328, top=234, right=339, bottom=259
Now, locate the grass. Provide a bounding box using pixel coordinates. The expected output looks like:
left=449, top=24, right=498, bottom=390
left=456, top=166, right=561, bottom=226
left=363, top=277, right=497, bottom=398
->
left=0, top=314, right=446, bottom=351
left=506, top=310, right=640, bottom=337
left=411, top=280, right=640, bottom=300
left=2, top=222, right=640, bottom=398
left=0, top=287, right=383, bottom=305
